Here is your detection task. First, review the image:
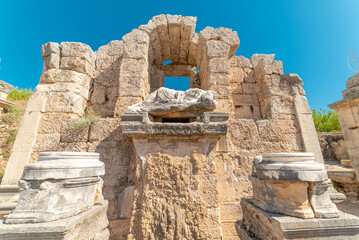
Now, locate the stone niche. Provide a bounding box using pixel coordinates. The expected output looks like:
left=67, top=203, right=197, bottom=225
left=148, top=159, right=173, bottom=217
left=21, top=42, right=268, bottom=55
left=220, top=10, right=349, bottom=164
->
left=0, top=152, right=109, bottom=240
left=0, top=14, right=325, bottom=239
left=237, top=153, right=359, bottom=240
left=329, top=73, right=359, bottom=182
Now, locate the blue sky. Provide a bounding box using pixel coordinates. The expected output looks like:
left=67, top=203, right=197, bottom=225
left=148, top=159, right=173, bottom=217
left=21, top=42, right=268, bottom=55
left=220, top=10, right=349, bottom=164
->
left=0, top=0, right=359, bottom=109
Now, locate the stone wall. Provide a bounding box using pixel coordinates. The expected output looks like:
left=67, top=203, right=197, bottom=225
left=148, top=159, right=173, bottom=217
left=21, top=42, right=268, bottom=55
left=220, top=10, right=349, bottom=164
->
left=2, top=14, right=323, bottom=240
left=318, top=132, right=349, bottom=162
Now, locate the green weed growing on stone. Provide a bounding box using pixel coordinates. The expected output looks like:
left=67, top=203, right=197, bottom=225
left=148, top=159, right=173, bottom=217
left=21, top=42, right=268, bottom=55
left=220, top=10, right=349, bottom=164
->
left=7, top=88, right=32, bottom=101
left=312, top=109, right=341, bottom=132
left=68, top=109, right=100, bottom=131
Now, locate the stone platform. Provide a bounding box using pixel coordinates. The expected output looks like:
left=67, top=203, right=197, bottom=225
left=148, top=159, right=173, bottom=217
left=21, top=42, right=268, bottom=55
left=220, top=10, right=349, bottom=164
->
left=0, top=201, right=109, bottom=240
left=237, top=199, right=359, bottom=240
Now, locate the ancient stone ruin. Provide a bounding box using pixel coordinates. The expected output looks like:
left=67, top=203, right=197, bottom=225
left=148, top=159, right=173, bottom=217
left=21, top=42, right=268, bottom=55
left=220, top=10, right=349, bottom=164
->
left=0, top=80, right=14, bottom=110
left=329, top=73, right=359, bottom=182
left=1, top=14, right=356, bottom=239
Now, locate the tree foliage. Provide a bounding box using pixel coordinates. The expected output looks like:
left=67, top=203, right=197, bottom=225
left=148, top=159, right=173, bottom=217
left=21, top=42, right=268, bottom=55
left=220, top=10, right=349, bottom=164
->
left=312, top=109, right=341, bottom=132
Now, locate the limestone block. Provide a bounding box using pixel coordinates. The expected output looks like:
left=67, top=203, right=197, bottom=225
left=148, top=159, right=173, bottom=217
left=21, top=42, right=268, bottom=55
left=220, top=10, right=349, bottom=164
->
left=206, top=40, right=230, bottom=59
left=91, top=84, right=107, bottom=104
left=123, top=29, right=149, bottom=45
left=96, top=40, right=123, bottom=57
left=45, top=92, right=87, bottom=115
left=216, top=28, right=240, bottom=58
left=238, top=198, right=359, bottom=240
left=179, top=16, right=196, bottom=63
left=114, top=96, right=143, bottom=117
left=243, top=83, right=256, bottom=94
left=230, top=67, right=245, bottom=84
left=123, top=42, right=149, bottom=60
left=199, top=26, right=219, bottom=41
left=96, top=55, right=115, bottom=70
left=208, top=85, right=231, bottom=99
left=36, top=81, right=90, bottom=100
left=61, top=42, right=95, bottom=65
left=41, top=42, right=60, bottom=60
left=209, top=73, right=230, bottom=86
left=44, top=53, right=60, bottom=69
left=233, top=94, right=259, bottom=105
left=188, top=33, right=198, bottom=65
left=234, top=105, right=261, bottom=119
left=60, top=57, right=95, bottom=77
left=342, top=86, right=359, bottom=98
left=220, top=203, right=242, bottom=221
left=95, top=70, right=118, bottom=87
left=88, top=118, right=121, bottom=142
left=207, top=207, right=223, bottom=239
left=208, top=58, right=230, bottom=73
left=119, top=73, right=148, bottom=98
left=107, top=86, right=118, bottom=102
left=33, top=133, right=61, bottom=152
left=152, top=14, right=171, bottom=61
left=308, top=181, right=339, bottom=218
left=282, top=73, right=304, bottom=87
left=346, top=73, right=359, bottom=89
left=118, top=186, right=134, bottom=219
left=167, top=14, right=181, bottom=63
left=250, top=53, right=275, bottom=67
left=251, top=177, right=315, bottom=218
left=230, top=56, right=252, bottom=68
left=40, top=69, right=92, bottom=89
left=37, top=112, right=78, bottom=134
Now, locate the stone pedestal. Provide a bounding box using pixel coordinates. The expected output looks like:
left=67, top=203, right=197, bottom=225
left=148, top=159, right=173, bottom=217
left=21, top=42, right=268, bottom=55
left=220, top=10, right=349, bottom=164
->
left=237, top=198, right=359, bottom=240
left=0, top=201, right=109, bottom=240
left=252, top=153, right=338, bottom=219
left=120, top=90, right=229, bottom=239
left=236, top=153, right=359, bottom=239
left=0, top=152, right=109, bottom=240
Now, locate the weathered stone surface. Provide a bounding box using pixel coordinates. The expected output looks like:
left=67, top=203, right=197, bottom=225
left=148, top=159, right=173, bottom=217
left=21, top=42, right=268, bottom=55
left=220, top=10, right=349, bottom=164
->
left=255, top=153, right=328, bottom=181
left=346, top=73, right=359, bottom=89
left=251, top=177, right=315, bottom=218
left=40, top=69, right=92, bottom=89
left=41, top=42, right=60, bottom=60
left=238, top=198, right=359, bottom=240
left=61, top=42, right=95, bottom=65
left=308, top=181, right=340, bottom=218
left=127, top=87, right=218, bottom=118
left=0, top=201, right=109, bottom=240
left=0, top=80, right=14, bottom=96
left=5, top=152, right=105, bottom=224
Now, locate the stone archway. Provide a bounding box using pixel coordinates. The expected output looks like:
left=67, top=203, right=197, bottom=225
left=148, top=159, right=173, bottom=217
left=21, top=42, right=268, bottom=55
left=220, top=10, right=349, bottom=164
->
left=115, top=14, right=240, bottom=117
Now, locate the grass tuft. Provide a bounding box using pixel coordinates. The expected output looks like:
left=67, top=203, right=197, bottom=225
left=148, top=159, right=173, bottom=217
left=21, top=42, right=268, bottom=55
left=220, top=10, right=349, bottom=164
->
left=312, top=109, right=341, bottom=132
left=7, top=88, right=32, bottom=101
left=68, top=109, right=100, bottom=131
left=1, top=105, right=24, bottom=124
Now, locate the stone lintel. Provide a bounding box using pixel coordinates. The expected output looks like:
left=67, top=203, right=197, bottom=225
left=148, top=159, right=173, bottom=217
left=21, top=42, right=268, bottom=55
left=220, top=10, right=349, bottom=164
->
left=238, top=198, right=359, bottom=240
left=120, top=111, right=228, bottom=137
left=0, top=201, right=109, bottom=240
left=328, top=94, right=359, bottom=110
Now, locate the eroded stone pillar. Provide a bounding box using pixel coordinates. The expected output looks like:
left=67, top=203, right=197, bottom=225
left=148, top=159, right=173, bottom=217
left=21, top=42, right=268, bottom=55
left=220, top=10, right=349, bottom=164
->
left=120, top=87, right=228, bottom=240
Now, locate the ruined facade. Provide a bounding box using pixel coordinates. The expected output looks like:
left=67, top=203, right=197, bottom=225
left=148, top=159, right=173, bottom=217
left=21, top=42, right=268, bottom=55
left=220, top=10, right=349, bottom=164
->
left=1, top=15, right=323, bottom=239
